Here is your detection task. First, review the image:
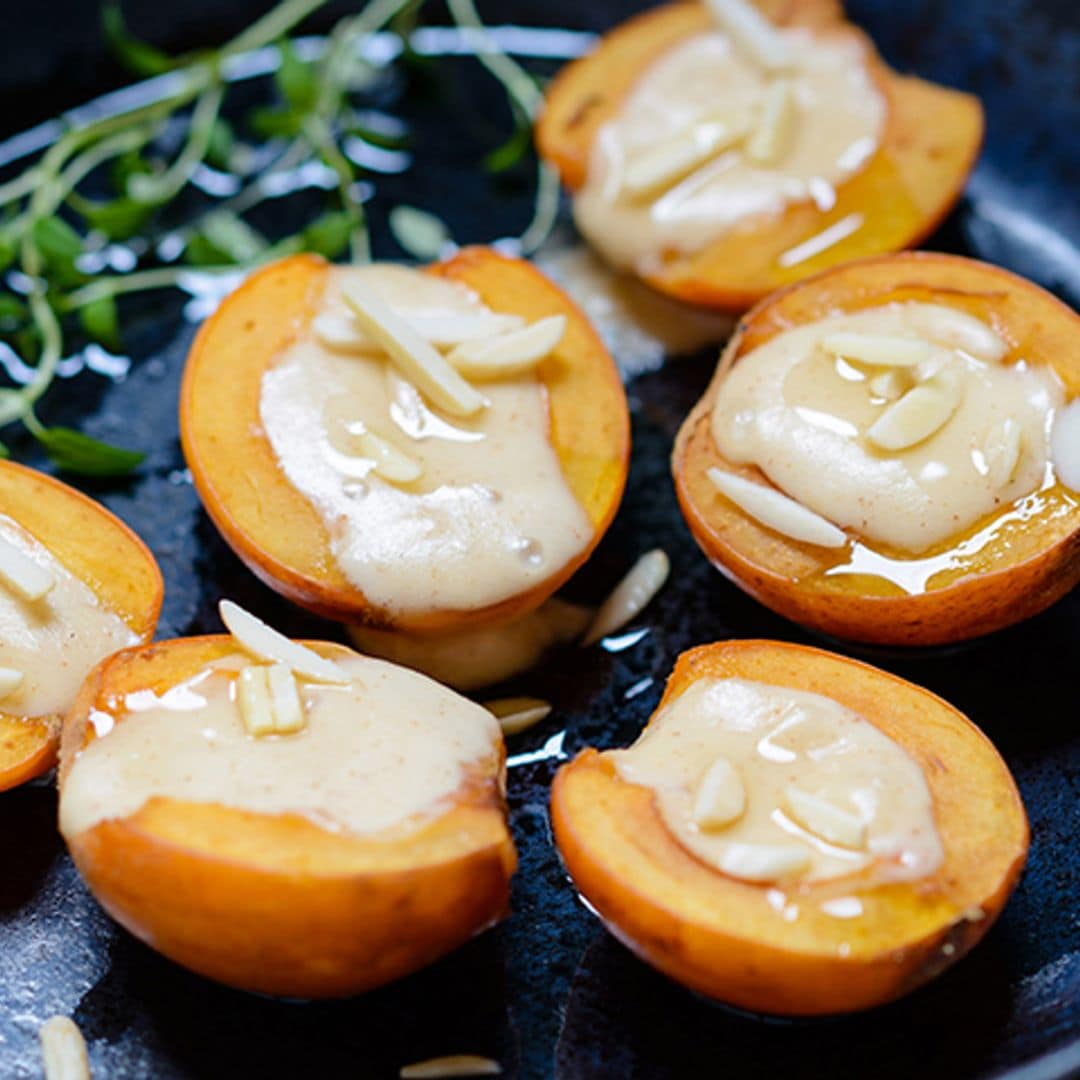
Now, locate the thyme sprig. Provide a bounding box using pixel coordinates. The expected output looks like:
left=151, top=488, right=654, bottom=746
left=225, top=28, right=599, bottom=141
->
left=0, top=0, right=555, bottom=475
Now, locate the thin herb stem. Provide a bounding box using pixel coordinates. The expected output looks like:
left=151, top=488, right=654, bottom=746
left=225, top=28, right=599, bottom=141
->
left=60, top=264, right=237, bottom=312
left=222, top=0, right=329, bottom=58
left=127, top=82, right=225, bottom=204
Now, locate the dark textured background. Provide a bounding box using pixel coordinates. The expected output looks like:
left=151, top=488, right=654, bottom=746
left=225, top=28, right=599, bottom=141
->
left=0, top=2, right=1078, bottom=1078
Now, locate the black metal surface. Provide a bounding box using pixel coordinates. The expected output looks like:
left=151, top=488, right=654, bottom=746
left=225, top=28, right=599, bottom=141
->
left=1, top=2, right=1078, bottom=1078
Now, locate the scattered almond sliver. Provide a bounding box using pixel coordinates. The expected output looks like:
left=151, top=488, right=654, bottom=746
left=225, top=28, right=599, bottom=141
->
left=0, top=666, right=23, bottom=700
left=622, top=116, right=749, bottom=199
left=583, top=548, right=670, bottom=646
left=446, top=315, right=567, bottom=380
left=219, top=600, right=350, bottom=685
left=984, top=417, right=1023, bottom=489
left=315, top=310, right=526, bottom=354
left=484, top=697, right=552, bottom=736
left=867, top=369, right=909, bottom=402
left=822, top=332, right=941, bottom=368
left=707, top=468, right=847, bottom=549
left=692, top=756, right=746, bottom=830
left=267, top=662, right=306, bottom=734
left=717, top=842, right=810, bottom=883
left=399, top=1055, right=503, bottom=1079
left=238, top=665, right=275, bottom=737
left=342, top=279, right=487, bottom=418
left=784, top=785, right=867, bottom=849
left=745, top=79, right=796, bottom=165
left=0, top=535, right=56, bottom=602
left=39, top=1016, right=91, bottom=1080
left=1051, top=399, right=1080, bottom=492
left=866, top=369, right=961, bottom=451
left=354, top=427, right=423, bottom=484
left=705, top=0, right=792, bottom=70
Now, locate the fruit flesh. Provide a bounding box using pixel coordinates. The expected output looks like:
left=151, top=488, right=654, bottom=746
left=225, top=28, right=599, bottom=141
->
left=59, top=637, right=517, bottom=998
left=180, top=249, right=629, bottom=631
left=551, top=640, right=1028, bottom=1015
left=536, top=0, right=984, bottom=310
left=672, top=252, right=1080, bottom=645
left=0, top=461, right=162, bottom=791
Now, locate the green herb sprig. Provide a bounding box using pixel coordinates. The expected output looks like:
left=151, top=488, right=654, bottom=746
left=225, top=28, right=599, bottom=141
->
left=0, top=0, right=556, bottom=476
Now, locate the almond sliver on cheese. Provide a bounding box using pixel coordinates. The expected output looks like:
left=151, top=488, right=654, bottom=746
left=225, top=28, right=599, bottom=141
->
left=446, top=315, right=567, bottom=380
left=342, top=279, right=487, bottom=417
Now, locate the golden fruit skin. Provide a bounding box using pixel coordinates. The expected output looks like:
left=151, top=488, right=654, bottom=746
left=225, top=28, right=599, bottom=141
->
left=551, top=640, right=1028, bottom=1015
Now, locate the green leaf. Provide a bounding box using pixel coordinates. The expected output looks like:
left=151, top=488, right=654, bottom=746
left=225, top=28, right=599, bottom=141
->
left=73, top=196, right=153, bottom=241
left=109, top=149, right=154, bottom=195
left=102, top=1, right=175, bottom=76
left=301, top=211, right=358, bottom=260
left=0, top=441, right=9, bottom=460
left=206, top=118, right=236, bottom=171
left=0, top=233, right=17, bottom=274
left=388, top=204, right=450, bottom=261
left=247, top=106, right=303, bottom=139
left=32, top=216, right=83, bottom=262
left=275, top=39, right=318, bottom=112
left=0, top=295, right=27, bottom=332
left=78, top=296, right=122, bottom=352
left=200, top=210, right=267, bottom=263
left=35, top=427, right=144, bottom=477
left=483, top=119, right=532, bottom=174
left=183, top=232, right=233, bottom=267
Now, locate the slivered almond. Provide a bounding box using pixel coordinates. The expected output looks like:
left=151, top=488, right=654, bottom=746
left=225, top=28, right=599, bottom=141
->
left=692, top=756, right=746, bottom=830
left=706, top=0, right=792, bottom=69
left=868, top=369, right=910, bottom=402
left=400, top=1055, right=503, bottom=1079
left=484, top=697, right=552, bottom=736
left=583, top=549, right=670, bottom=646
left=0, top=535, right=55, bottom=602
left=354, top=427, right=423, bottom=484
left=716, top=842, right=810, bottom=883
left=238, top=665, right=275, bottom=736
left=904, top=304, right=1008, bottom=362
left=342, top=280, right=486, bottom=418
left=784, top=786, right=867, bottom=849
left=1051, top=399, right=1080, bottom=492
left=267, top=662, right=306, bottom=734
left=745, top=79, right=796, bottom=165
left=984, top=418, right=1023, bottom=488
left=315, top=311, right=526, bottom=353
left=0, top=667, right=23, bottom=700
left=219, top=600, right=350, bottom=684
left=39, top=1016, right=90, bottom=1080
left=866, top=370, right=961, bottom=451
left=447, top=315, right=567, bottom=380
left=707, top=468, right=847, bottom=548
left=622, top=115, right=750, bottom=198
left=822, top=332, right=941, bottom=368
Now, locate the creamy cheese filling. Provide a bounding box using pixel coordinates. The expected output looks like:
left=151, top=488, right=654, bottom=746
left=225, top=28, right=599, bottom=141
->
left=573, top=29, right=886, bottom=274
left=610, top=677, right=943, bottom=886
left=0, top=515, right=139, bottom=719
left=59, top=653, right=503, bottom=840
left=259, top=265, right=592, bottom=616
left=710, top=302, right=1063, bottom=553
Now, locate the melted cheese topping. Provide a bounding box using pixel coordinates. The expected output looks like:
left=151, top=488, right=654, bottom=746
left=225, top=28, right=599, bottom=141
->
left=260, top=266, right=592, bottom=615
left=0, top=515, right=139, bottom=719
left=59, top=653, right=502, bottom=840
left=610, top=677, right=943, bottom=885
left=573, top=29, right=885, bottom=274
left=711, top=303, right=1063, bottom=553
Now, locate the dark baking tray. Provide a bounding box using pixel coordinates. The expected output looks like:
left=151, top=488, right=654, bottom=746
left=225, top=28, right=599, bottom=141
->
left=0, top=1, right=1077, bottom=1077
